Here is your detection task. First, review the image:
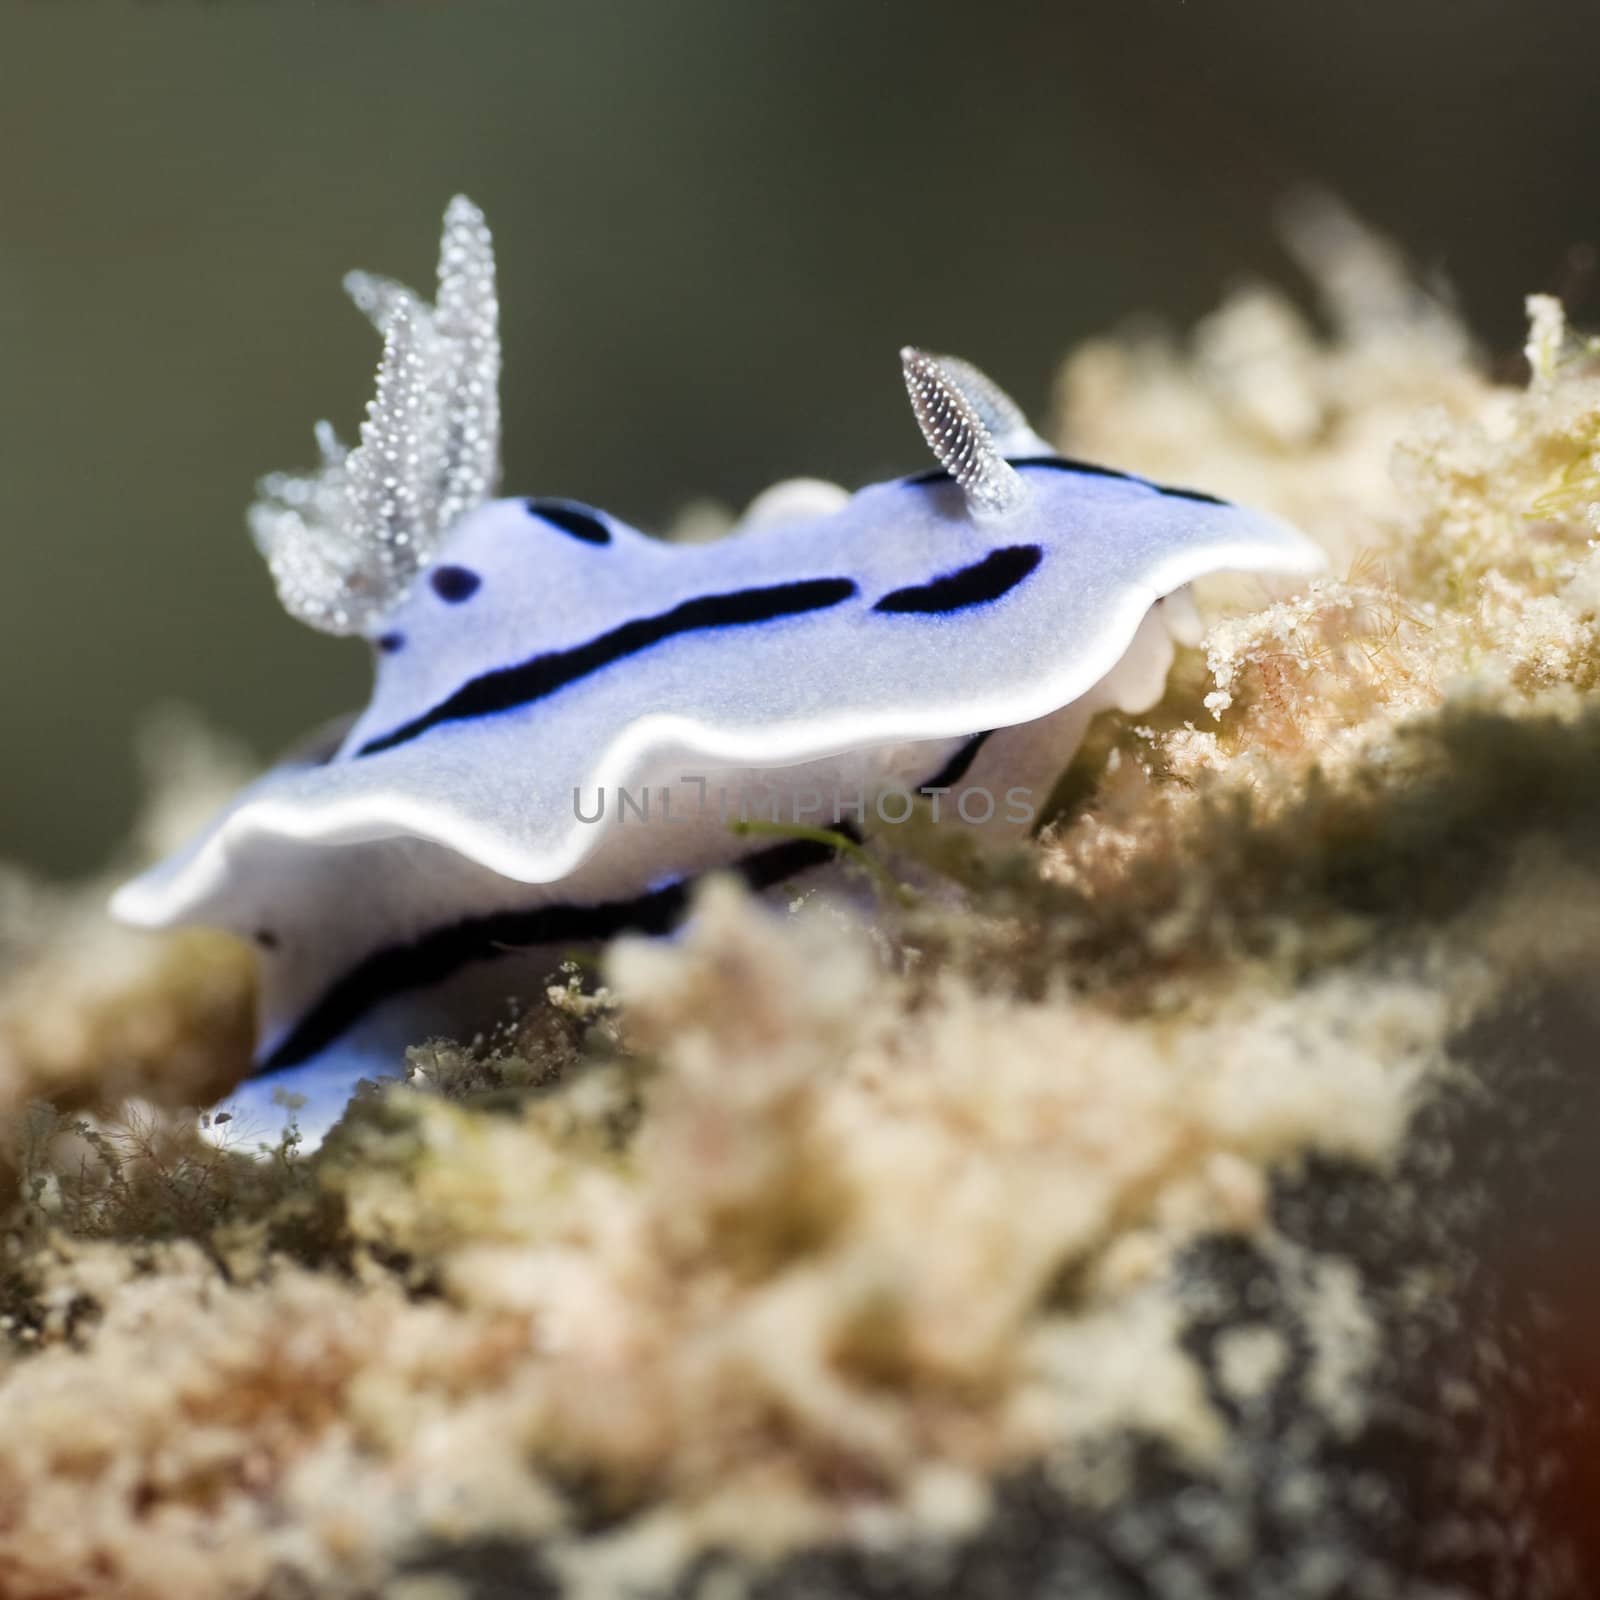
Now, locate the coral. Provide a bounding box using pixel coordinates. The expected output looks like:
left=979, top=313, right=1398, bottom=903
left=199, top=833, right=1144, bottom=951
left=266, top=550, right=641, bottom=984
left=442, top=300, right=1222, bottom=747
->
left=5, top=207, right=1600, bottom=1597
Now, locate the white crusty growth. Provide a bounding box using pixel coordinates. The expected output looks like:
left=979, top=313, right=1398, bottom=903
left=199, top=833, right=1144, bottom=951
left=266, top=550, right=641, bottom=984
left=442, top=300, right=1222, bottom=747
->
left=249, top=196, right=501, bottom=635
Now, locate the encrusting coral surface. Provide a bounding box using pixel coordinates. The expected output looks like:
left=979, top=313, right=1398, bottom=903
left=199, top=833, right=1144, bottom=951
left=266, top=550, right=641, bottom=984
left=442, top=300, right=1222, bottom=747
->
left=2, top=202, right=1599, bottom=1599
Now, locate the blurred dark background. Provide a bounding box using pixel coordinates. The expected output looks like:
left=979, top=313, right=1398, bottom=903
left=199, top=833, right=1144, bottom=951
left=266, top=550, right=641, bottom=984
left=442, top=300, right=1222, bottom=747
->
left=3, top=0, right=1599, bottom=875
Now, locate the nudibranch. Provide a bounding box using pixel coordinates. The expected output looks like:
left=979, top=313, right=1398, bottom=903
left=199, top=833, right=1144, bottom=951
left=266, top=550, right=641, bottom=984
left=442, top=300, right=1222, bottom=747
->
left=112, top=197, right=1325, bottom=1147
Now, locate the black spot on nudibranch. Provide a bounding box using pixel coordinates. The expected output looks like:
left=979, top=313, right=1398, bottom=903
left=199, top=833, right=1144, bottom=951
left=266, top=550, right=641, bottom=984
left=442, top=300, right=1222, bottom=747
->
left=430, top=565, right=482, bottom=603
left=527, top=498, right=612, bottom=546
left=254, top=929, right=279, bottom=951
left=376, top=631, right=406, bottom=655
left=357, top=577, right=859, bottom=758
left=874, top=546, right=1042, bottom=615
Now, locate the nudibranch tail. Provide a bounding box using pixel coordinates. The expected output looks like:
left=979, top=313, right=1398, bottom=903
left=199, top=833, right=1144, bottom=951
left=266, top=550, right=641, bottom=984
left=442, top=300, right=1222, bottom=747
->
left=900, top=346, right=1026, bottom=520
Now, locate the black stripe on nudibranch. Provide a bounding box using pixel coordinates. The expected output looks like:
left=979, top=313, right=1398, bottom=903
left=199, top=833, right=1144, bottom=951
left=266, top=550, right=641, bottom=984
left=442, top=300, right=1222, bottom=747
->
left=358, top=577, right=859, bottom=757
left=1146, top=482, right=1227, bottom=507
left=874, top=546, right=1042, bottom=615
left=250, top=826, right=862, bottom=1077
left=905, top=454, right=1228, bottom=506
left=430, top=566, right=482, bottom=603
left=527, top=498, right=612, bottom=545
left=1012, top=455, right=1229, bottom=505
left=919, top=731, right=995, bottom=792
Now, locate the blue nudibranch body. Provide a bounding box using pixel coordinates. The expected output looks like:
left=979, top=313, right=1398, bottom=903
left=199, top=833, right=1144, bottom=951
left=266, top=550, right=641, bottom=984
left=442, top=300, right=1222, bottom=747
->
left=111, top=197, right=1325, bottom=1147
